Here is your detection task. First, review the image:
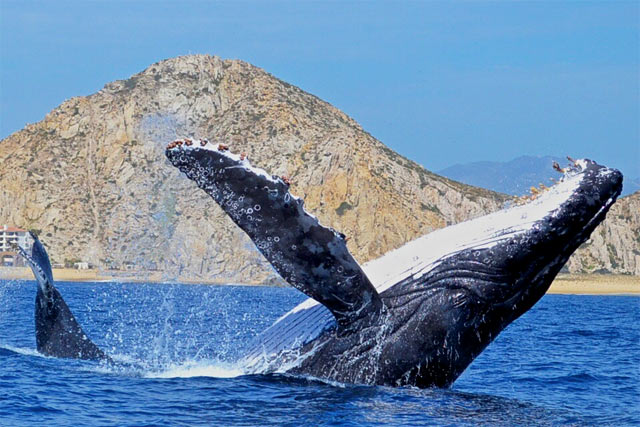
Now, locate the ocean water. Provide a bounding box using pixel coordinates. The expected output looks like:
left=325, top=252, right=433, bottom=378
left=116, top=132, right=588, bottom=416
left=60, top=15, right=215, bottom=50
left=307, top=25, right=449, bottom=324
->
left=0, top=280, right=638, bottom=426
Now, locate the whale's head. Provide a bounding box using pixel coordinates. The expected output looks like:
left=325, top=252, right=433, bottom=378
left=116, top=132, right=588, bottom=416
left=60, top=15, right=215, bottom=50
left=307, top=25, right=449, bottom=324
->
left=454, top=159, right=623, bottom=317
left=368, top=159, right=622, bottom=387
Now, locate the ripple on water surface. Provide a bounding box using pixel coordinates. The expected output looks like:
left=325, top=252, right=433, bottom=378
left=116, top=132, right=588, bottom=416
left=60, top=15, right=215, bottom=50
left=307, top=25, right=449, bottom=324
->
left=0, top=281, right=638, bottom=425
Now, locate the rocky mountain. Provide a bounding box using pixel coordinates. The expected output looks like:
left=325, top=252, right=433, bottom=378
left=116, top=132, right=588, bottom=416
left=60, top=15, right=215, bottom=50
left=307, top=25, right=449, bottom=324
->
left=0, top=55, right=636, bottom=281
left=438, top=155, right=640, bottom=197
left=567, top=191, right=640, bottom=275
left=0, top=55, right=508, bottom=283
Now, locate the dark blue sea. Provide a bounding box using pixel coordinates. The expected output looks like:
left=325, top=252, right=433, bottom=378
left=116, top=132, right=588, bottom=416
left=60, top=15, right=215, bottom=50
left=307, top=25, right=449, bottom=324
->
left=0, top=280, right=638, bottom=426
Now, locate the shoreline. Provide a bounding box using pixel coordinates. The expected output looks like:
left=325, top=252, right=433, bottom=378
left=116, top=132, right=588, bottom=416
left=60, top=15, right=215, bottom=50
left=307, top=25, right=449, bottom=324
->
left=546, top=274, right=640, bottom=296
left=1, top=267, right=638, bottom=295
left=0, top=267, right=267, bottom=286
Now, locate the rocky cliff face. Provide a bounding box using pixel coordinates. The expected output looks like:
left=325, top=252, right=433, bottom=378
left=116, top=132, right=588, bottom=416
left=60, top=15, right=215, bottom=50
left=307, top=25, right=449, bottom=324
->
left=0, top=55, right=636, bottom=281
left=0, top=55, right=507, bottom=283
left=568, top=191, right=640, bottom=275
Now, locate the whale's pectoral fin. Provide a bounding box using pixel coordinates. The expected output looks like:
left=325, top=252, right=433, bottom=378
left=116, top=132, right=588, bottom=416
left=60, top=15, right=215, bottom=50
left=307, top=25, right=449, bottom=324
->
left=166, top=142, right=383, bottom=328
left=14, top=232, right=108, bottom=361
left=14, top=231, right=55, bottom=286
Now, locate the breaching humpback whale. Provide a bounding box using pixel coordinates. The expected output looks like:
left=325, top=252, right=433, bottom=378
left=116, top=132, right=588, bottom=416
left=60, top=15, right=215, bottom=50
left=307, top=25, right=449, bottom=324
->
left=14, top=233, right=107, bottom=360
left=166, top=139, right=622, bottom=388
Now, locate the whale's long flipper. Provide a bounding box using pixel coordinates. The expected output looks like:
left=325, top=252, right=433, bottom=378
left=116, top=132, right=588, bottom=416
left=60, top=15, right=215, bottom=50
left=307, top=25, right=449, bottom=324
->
left=15, top=232, right=107, bottom=360
left=166, top=140, right=383, bottom=328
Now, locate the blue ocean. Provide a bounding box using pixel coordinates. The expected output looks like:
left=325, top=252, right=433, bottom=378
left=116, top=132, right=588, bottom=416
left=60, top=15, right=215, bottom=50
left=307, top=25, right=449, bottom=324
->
left=0, top=280, right=638, bottom=426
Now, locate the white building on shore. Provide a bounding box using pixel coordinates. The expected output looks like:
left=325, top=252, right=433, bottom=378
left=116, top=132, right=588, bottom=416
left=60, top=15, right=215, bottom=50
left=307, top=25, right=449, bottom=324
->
left=0, top=225, right=29, bottom=267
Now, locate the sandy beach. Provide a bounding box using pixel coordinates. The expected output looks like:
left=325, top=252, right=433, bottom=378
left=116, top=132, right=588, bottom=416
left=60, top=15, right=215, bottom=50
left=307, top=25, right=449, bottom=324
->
left=1, top=267, right=637, bottom=295
left=0, top=267, right=109, bottom=282
left=0, top=267, right=253, bottom=286
left=547, top=274, right=640, bottom=295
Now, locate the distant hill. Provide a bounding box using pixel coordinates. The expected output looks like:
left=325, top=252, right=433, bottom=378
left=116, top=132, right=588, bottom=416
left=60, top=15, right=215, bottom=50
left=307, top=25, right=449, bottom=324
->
left=0, top=55, right=636, bottom=278
left=439, top=155, right=640, bottom=197
left=0, top=55, right=506, bottom=283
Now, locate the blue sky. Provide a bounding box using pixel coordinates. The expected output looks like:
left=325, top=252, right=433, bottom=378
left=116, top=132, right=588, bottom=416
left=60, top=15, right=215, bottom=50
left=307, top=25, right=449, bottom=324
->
left=1, top=1, right=638, bottom=179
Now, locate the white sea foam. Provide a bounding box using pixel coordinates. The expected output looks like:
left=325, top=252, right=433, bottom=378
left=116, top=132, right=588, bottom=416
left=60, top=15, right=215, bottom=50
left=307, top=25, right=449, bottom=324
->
left=0, top=344, right=45, bottom=358
left=143, top=360, right=245, bottom=379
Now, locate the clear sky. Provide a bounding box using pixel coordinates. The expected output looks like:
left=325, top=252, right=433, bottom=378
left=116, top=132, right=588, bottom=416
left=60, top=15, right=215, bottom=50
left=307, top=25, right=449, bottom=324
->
left=1, top=1, right=638, bottom=179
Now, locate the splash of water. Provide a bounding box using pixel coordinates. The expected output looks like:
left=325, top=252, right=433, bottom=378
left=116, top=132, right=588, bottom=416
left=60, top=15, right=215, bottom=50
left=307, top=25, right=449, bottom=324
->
left=0, top=343, right=47, bottom=358
left=144, top=359, right=244, bottom=379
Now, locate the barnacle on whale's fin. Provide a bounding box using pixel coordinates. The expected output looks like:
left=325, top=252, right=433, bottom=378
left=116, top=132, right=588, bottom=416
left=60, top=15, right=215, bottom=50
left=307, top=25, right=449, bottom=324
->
left=165, top=139, right=384, bottom=328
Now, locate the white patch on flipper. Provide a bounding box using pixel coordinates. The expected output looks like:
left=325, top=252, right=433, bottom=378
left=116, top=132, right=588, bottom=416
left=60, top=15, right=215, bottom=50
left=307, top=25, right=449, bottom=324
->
left=169, top=143, right=316, bottom=216
left=172, top=143, right=280, bottom=184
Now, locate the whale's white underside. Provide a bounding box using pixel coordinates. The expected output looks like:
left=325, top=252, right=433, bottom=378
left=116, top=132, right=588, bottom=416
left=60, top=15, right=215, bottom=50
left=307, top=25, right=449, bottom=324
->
left=241, top=161, right=596, bottom=370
